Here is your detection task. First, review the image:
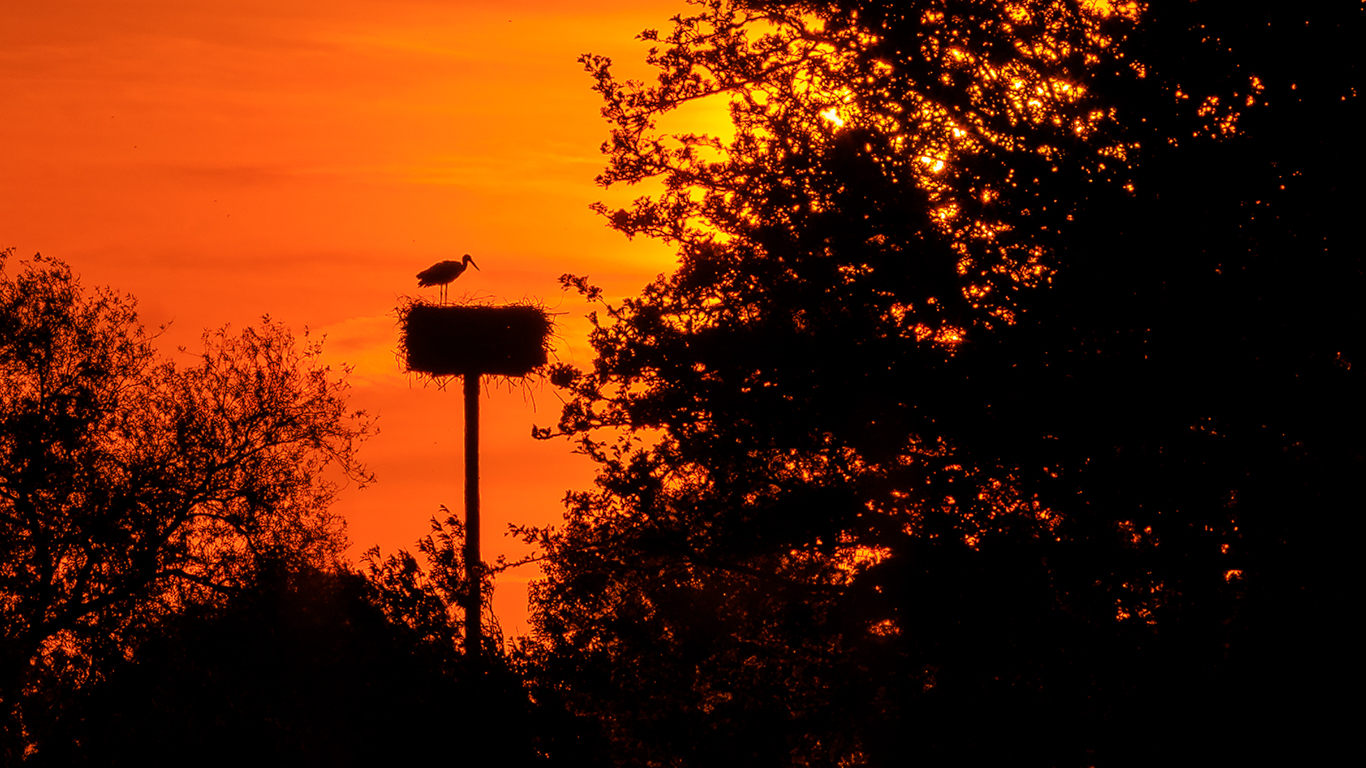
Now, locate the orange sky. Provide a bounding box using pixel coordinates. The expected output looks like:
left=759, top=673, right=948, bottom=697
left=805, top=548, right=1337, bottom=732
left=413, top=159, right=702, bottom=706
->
left=0, top=0, right=715, bottom=635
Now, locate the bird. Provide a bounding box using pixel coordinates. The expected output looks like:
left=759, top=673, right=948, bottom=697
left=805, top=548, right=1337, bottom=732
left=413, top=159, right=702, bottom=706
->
left=417, top=254, right=480, bottom=303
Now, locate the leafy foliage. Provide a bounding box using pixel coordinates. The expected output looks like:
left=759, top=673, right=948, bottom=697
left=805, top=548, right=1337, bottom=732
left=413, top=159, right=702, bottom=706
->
left=527, top=1, right=1361, bottom=765
left=34, top=512, right=590, bottom=765
left=362, top=512, right=612, bottom=766
left=582, top=0, right=1147, bottom=328
left=361, top=511, right=501, bottom=657
left=0, top=251, right=372, bottom=757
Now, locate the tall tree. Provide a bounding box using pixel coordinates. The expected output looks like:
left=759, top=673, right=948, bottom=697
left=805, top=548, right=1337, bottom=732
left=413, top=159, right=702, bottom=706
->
left=528, top=1, right=1361, bottom=765
left=0, top=251, right=373, bottom=757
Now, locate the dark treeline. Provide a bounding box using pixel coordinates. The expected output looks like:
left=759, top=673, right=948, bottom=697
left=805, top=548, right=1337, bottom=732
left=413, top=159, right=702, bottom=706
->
left=26, top=535, right=586, bottom=766
left=2, top=1, right=1360, bottom=765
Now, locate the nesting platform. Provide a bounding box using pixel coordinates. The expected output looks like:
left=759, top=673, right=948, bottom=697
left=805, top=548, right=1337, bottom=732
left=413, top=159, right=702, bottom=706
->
left=403, top=303, right=550, bottom=377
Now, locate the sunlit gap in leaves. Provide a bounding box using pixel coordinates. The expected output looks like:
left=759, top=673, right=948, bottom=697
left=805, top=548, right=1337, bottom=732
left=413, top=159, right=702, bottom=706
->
left=1109, top=518, right=1170, bottom=625
left=783, top=536, right=892, bottom=586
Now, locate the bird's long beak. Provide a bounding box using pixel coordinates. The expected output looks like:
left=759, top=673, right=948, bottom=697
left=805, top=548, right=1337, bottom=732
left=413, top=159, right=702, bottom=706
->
left=469, top=257, right=480, bottom=271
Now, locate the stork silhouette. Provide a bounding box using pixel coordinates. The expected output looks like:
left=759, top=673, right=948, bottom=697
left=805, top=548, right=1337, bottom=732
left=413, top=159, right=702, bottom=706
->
left=417, top=254, right=479, bottom=303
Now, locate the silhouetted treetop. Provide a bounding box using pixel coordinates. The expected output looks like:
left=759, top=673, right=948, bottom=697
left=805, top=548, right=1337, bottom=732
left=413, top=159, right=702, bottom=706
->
left=361, top=511, right=502, bottom=657
left=582, top=0, right=1288, bottom=330
left=0, top=250, right=373, bottom=760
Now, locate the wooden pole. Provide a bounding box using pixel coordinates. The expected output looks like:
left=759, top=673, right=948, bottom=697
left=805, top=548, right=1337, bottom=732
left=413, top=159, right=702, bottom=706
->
left=463, top=372, right=482, bottom=664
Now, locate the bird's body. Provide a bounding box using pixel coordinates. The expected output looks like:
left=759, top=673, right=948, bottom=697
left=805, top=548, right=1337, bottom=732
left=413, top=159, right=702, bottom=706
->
left=417, top=254, right=479, bottom=303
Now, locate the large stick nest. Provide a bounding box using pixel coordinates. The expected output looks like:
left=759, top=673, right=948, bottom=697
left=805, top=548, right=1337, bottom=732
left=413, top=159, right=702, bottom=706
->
left=400, top=302, right=552, bottom=378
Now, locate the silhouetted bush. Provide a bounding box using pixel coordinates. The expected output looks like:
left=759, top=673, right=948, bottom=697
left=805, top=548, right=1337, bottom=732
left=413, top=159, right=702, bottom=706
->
left=29, top=564, right=555, bottom=766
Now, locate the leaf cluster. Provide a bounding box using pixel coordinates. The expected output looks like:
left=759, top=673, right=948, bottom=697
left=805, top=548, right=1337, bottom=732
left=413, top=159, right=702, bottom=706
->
left=360, top=510, right=503, bottom=658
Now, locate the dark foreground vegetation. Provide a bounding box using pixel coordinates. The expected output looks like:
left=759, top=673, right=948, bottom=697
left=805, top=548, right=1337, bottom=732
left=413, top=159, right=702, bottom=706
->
left=2, top=1, right=1359, bottom=765
left=520, top=1, right=1359, bottom=764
